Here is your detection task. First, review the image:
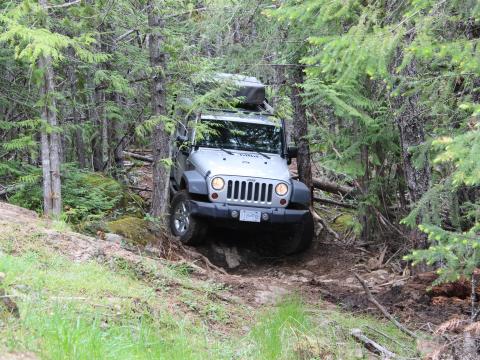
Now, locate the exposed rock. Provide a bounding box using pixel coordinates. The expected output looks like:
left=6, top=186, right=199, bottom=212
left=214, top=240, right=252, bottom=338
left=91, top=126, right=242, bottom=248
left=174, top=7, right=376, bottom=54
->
left=145, top=243, right=161, bottom=257
left=297, top=269, right=314, bottom=278
left=206, top=243, right=242, bottom=269
left=254, top=284, right=289, bottom=304
left=345, top=277, right=356, bottom=284
left=104, top=233, right=123, bottom=244
left=306, top=258, right=320, bottom=267
left=224, top=246, right=241, bottom=269
left=286, top=275, right=309, bottom=284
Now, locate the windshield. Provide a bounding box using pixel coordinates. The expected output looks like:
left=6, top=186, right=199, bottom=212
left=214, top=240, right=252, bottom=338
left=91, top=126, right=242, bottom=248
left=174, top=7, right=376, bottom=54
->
left=197, top=119, right=283, bottom=154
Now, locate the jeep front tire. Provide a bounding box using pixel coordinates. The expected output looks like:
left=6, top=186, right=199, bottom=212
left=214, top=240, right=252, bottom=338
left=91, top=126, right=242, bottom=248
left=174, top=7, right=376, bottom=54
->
left=170, top=190, right=207, bottom=245
left=278, top=212, right=314, bottom=255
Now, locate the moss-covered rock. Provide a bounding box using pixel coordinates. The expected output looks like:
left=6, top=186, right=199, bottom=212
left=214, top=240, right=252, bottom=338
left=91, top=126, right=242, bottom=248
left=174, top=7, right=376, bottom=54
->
left=106, top=216, right=155, bottom=246
left=119, top=193, right=146, bottom=218
left=331, top=213, right=362, bottom=235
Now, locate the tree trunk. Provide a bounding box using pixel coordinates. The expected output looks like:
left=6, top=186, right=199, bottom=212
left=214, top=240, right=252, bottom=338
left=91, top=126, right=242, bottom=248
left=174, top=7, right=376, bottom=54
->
left=92, top=83, right=104, bottom=171
left=112, top=93, right=125, bottom=178
left=40, top=129, right=52, bottom=214
left=392, top=37, right=430, bottom=248
left=148, top=0, right=171, bottom=219
left=38, top=0, right=62, bottom=216
left=67, top=48, right=87, bottom=168
left=290, top=66, right=313, bottom=193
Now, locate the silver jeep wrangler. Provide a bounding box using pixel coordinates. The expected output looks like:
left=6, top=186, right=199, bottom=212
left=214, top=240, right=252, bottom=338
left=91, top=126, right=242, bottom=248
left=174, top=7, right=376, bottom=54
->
left=169, top=75, right=313, bottom=254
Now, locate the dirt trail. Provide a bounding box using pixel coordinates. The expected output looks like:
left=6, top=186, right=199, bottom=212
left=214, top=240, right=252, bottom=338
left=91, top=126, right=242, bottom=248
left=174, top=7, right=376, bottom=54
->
left=199, top=226, right=474, bottom=330
left=0, top=201, right=469, bottom=330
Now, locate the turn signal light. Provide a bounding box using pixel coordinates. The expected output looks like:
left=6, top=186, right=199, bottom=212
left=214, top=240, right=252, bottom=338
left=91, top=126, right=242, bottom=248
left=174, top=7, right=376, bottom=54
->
left=280, top=199, right=287, bottom=205
left=211, top=192, right=219, bottom=199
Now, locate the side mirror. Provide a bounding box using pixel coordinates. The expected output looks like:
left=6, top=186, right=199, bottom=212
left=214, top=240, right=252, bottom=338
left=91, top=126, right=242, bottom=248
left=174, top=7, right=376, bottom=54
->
left=176, top=134, right=188, bottom=144
left=176, top=134, right=190, bottom=156
left=287, top=145, right=298, bottom=159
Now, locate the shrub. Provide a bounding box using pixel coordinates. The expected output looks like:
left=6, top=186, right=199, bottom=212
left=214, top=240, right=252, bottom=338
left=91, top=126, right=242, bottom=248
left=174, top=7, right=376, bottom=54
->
left=9, top=164, right=126, bottom=224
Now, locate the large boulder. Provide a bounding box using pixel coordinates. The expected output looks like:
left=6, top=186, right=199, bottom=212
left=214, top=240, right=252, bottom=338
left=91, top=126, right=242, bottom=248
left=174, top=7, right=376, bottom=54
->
left=106, top=217, right=156, bottom=246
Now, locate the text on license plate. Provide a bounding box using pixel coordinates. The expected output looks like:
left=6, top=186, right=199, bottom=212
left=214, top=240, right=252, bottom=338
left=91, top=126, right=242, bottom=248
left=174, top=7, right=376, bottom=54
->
left=239, top=210, right=261, bottom=223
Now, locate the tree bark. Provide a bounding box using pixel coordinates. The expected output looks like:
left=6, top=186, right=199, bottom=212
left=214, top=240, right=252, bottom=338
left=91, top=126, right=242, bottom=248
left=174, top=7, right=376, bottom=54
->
left=112, top=92, right=125, bottom=178
left=40, top=128, right=53, bottom=214
left=148, top=0, right=171, bottom=219
left=38, top=0, right=62, bottom=216
left=91, top=82, right=104, bottom=172
left=67, top=48, right=87, bottom=168
left=290, top=66, right=313, bottom=193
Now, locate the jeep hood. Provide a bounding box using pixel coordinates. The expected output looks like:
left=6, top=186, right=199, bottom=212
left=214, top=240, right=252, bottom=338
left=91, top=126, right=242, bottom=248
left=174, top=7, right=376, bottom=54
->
left=189, top=148, right=291, bottom=181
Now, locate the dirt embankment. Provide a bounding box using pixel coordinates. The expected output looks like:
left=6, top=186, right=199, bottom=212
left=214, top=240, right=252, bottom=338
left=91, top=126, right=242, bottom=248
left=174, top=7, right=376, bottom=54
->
left=0, top=201, right=471, bottom=330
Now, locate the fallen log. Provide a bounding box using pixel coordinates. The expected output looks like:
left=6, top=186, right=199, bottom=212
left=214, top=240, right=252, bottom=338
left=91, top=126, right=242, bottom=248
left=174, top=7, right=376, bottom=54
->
left=291, top=171, right=355, bottom=195
left=123, top=151, right=153, bottom=163
left=128, top=186, right=152, bottom=192
left=313, top=177, right=354, bottom=196
left=0, top=184, right=21, bottom=197
left=350, top=328, right=396, bottom=359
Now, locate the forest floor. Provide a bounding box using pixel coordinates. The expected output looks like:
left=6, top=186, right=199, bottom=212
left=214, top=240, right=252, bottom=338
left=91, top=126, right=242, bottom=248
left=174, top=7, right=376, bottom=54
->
left=0, top=201, right=427, bottom=359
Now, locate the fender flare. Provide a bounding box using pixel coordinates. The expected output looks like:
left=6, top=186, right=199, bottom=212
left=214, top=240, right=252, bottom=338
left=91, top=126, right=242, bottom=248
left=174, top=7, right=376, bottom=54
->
left=290, top=180, right=311, bottom=209
left=182, top=170, right=208, bottom=195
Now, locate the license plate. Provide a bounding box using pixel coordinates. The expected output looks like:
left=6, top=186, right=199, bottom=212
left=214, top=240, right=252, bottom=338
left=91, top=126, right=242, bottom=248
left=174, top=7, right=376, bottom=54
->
left=239, top=210, right=261, bottom=223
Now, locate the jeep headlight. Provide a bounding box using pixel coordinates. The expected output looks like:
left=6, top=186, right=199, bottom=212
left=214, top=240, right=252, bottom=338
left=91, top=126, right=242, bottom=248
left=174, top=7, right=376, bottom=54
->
left=211, top=177, right=225, bottom=191
left=275, top=183, right=288, bottom=196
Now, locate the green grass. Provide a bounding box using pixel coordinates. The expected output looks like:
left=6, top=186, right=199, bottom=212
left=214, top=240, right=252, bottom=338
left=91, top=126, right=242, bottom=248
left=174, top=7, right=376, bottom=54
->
left=0, top=221, right=420, bottom=359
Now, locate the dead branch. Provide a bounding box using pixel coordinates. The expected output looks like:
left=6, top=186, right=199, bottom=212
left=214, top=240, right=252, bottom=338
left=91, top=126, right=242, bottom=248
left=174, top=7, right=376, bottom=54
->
left=128, top=186, right=152, bottom=192
left=310, top=207, right=340, bottom=240
left=181, top=246, right=228, bottom=275
left=47, top=0, right=80, bottom=9
left=363, top=324, right=408, bottom=350
left=350, top=328, right=396, bottom=359
left=0, top=184, right=21, bottom=197
left=313, top=196, right=357, bottom=209
left=123, top=151, right=153, bottom=163
left=354, top=273, right=417, bottom=339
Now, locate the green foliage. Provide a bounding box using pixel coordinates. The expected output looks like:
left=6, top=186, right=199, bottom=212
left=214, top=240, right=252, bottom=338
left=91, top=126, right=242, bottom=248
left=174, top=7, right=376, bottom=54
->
left=406, top=128, right=480, bottom=282
left=9, top=165, right=125, bottom=224
left=406, top=223, right=480, bottom=284
left=251, top=297, right=309, bottom=360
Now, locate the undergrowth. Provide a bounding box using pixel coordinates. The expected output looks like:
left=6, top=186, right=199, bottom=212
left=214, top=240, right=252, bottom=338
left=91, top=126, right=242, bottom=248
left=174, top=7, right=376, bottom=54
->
left=0, top=220, right=419, bottom=359
left=2, top=162, right=144, bottom=228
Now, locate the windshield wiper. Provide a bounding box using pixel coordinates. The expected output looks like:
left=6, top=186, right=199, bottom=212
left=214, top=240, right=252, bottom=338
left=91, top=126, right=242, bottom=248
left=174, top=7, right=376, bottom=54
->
left=255, top=151, right=270, bottom=159
left=220, top=147, right=234, bottom=155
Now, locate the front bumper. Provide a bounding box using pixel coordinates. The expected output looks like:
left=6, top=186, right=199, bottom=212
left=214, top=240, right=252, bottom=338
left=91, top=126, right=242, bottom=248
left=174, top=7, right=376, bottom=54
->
left=189, top=200, right=308, bottom=224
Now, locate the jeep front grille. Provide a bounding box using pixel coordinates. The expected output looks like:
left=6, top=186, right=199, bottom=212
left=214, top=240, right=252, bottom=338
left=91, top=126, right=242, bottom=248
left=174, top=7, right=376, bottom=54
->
left=227, top=180, right=273, bottom=204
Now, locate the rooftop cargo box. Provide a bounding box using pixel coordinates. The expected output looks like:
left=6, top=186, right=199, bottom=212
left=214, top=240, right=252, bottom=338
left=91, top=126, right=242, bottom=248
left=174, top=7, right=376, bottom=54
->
left=199, top=73, right=266, bottom=108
